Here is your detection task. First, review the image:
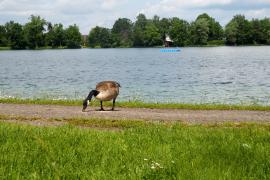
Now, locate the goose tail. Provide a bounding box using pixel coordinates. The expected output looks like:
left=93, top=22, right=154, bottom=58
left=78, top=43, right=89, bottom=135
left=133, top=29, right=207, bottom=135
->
left=116, top=82, right=121, bottom=87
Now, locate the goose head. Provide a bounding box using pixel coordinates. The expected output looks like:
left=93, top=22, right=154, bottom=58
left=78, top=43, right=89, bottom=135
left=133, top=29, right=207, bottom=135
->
left=82, top=90, right=99, bottom=112
left=82, top=99, right=89, bottom=112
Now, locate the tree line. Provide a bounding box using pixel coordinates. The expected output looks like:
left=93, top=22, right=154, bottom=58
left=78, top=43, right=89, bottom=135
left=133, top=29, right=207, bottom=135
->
left=89, top=13, right=270, bottom=47
left=0, top=13, right=270, bottom=49
left=0, top=15, right=82, bottom=49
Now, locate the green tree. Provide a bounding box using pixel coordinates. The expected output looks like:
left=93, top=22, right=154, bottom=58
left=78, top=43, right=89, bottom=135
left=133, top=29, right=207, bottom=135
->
left=260, top=18, right=270, bottom=44
left=111, top=18, right=133, bottom=47
left=169, top=17, right=190, bottom=46
left=190, top=18, right=209, bottom=45
left=144, top=22, right=162, bottom=46
left=251, top=18, right=270, bottom=45
left=88, top=26, right=111, bottom=48
left=251, top=19, right=264, bottom=44
left=46, top=23, right=65, bottom=48
left=196, top=13, right=224, bottom=41
left=225, top=15, right=252, bottom=45
left=5, top=21, right=26, bottom=49
left=0, top=25, right=8, bottom=46
left=65, top=24, right=82, bottom=48
left=24, top=15, right=46, bottom=49
left=225, top=21, right=237, bottom=45
left=152, top=15, right=160, bottom=27
left=133, top=14, right=148, bottom=47
left=135, top=14, right=148, bottom=29
left=157, top=18, right=171, bottom=41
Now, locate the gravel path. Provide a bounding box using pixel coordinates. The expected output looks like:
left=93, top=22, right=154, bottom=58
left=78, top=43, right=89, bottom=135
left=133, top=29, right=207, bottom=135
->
left=1, top=103, right=270, bottom=124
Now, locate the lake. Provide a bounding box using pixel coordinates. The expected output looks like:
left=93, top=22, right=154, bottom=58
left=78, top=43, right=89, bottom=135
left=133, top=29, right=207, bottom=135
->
left=0, top=46, right=270, bottom=105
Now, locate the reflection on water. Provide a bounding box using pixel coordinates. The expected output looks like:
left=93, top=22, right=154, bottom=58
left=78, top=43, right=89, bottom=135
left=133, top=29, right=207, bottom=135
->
left=0, top=46, right=270, bottom=105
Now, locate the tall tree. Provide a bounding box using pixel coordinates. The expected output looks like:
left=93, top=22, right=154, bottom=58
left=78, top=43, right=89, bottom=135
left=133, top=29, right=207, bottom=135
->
left=196, top=13, right=224, bottom=41
left=190, top=18, right=209, bottom=45
left=46, top=23, right=65, bottom=48
left=251, top=19, right=264, bottom=44
left=260, top=18, right=270, bottom=44
left=0, top=25, right=8, bottom=47
left=88, top=26, right=111, bottom=48
left=169, top=17, right=190, bottom=46
left=24, top=15, right=46, bottom=49
left=225, top=21, right=237, bottom=45
left=251, top=18, right=270, bottom=45
left=111, top=18, right=133, bottom=47
left=225, top=15, right=252, bottom=45
left=135, top=14, right=148, bottom=30
left=152, top=15, right=160, bottom=27
left=144, top=22, right=162, bottom=46
left=157, top=18, right=171, bottom=41
left=5, top=21, right=26, bottom=49
left=133, top=14, right=148, bottom=47
left=65, top=24, right=82, bottom=48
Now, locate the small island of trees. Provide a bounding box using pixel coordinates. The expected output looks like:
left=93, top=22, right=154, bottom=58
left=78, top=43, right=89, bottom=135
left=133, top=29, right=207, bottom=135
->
left=0, top=13, right=269, bottom=49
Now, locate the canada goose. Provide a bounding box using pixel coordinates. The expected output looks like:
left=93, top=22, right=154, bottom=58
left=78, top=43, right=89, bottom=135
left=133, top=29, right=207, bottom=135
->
left=82, top=81, right=121, bottom=112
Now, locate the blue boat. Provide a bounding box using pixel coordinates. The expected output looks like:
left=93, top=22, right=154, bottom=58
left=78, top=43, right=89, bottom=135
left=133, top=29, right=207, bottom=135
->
left=160, top=48, right=181, bottom=52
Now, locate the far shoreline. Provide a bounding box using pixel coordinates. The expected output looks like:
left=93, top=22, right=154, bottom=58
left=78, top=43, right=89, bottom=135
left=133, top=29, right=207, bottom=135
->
left=1, top=45, right=270, bottom=51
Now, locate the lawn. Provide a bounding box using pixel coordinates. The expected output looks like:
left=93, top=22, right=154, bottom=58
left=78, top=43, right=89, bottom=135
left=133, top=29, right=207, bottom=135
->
left=0, top=121, right=269, bottom=179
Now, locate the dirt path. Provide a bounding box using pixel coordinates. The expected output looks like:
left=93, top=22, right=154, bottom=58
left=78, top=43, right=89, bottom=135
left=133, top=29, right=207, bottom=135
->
left=1, top=103, right=270, bottom=124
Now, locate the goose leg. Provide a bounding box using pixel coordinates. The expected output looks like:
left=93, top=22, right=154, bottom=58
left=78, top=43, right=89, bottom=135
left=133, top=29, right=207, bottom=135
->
left=100, top=101, right=104, bottom=111
left=112, top=98, right=116, bottom=111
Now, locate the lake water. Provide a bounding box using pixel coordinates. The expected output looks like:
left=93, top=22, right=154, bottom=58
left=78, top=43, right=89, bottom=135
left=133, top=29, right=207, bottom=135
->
left=0, top=47, right=270, bottom=105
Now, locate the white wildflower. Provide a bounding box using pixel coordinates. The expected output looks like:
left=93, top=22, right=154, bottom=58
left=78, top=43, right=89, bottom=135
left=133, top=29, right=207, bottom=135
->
left=150, top=161, right=163, bottom=169
left=242, top=143, right=251, bottom=149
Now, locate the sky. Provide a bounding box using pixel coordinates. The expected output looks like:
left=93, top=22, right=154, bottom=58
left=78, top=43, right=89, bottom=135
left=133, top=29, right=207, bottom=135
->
left=0, top=0, right=270, bottom=34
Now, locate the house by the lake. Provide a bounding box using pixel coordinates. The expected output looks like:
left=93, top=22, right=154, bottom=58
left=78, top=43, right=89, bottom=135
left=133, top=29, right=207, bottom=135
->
left=164, top=35, right=173, bottom=47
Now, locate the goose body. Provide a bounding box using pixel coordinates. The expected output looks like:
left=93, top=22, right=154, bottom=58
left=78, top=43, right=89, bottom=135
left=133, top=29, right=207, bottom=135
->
left=95, top=81, right=120, bottom=101
left=82, top=81, right=120, bottom=111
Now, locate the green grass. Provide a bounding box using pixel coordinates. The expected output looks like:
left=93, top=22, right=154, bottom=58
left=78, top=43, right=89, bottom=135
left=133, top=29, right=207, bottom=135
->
left=1, top=98, right=270, bottom=111
left=0, top=121, right=269, bottom=179
left=0, top=47, right=11, bottom=50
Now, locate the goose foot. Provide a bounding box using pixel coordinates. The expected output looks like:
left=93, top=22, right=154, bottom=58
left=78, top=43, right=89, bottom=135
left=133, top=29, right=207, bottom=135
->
left=99, top=108, right=105, bottom=111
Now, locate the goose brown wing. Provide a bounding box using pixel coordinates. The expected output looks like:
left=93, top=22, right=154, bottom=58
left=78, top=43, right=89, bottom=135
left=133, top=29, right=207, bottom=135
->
left=96, top=81, right=120, bottom=91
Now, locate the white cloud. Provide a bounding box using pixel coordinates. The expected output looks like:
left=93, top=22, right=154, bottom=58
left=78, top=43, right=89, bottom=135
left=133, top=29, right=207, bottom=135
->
left=101, top=0, right=126, bottom=10
left=139, top=0, right=232, bottom=15
left=0, top=0, right=269, bottom=34
left=138, top=0, right=270, bottom=25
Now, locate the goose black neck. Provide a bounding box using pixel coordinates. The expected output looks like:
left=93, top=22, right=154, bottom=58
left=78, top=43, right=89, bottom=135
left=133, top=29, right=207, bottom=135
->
left=86, top=90, right=99, bottom=101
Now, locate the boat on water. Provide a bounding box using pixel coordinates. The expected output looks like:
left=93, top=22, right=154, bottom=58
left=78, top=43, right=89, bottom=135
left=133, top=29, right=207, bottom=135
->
left=160, top=48, right=181, bottom=52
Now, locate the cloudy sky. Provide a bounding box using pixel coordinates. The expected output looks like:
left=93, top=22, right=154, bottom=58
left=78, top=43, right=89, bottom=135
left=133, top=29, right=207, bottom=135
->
left=0, top=0, right=270, bottom=34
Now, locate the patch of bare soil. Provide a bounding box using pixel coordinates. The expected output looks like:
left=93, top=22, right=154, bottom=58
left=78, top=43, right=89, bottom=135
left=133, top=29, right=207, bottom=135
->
left=0, top=103, right=269, bottom=125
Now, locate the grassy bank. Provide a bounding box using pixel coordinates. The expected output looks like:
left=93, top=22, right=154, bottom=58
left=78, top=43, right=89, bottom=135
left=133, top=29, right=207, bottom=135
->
left=0, top=47, right=11, bottom=50
left=0, top=121, right=269, bottom=179
left=1, top=98, right=270, bottom=111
